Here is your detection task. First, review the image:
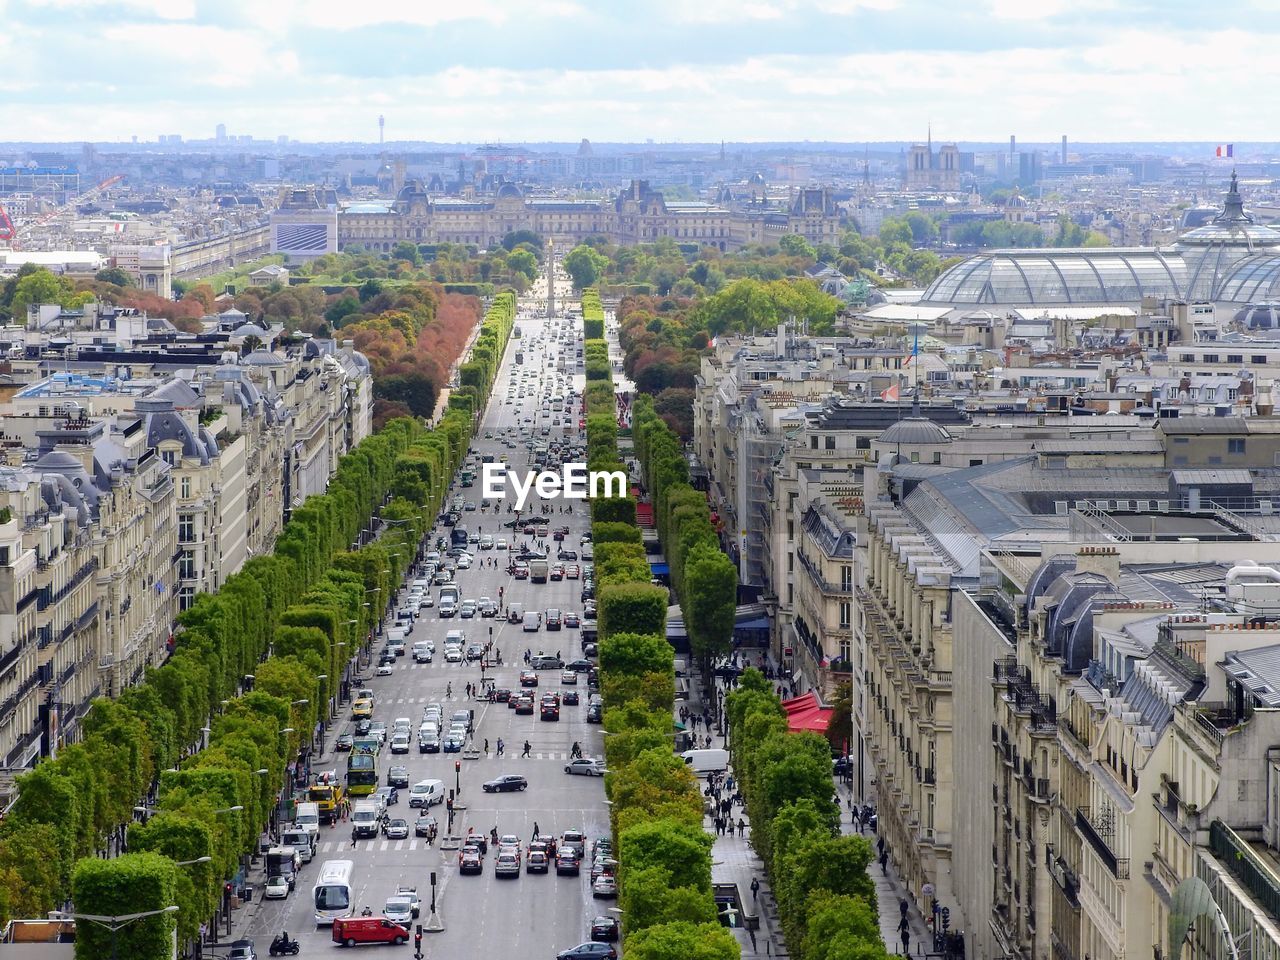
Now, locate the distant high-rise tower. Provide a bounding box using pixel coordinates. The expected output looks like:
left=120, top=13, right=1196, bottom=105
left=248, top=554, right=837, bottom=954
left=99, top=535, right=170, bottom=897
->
left=1009, top=135, right=1016, bottom=171
left=378, top=115, right=385, bottom=145
left=216, top=123, right=226, bottom=142
left=1061, top=135, right=1068, bottom=165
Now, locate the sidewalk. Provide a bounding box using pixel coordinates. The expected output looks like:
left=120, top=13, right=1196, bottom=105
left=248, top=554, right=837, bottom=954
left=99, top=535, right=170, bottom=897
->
left=688, top=671, right=933, bottom=958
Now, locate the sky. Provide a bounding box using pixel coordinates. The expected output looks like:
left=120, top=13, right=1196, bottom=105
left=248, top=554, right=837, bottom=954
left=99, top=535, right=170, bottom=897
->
left=2, top=0, right=1278, bottom=144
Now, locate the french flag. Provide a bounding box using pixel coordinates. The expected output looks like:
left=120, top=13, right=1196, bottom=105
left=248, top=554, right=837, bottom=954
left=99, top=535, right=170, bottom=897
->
left=1216, top=144, right=1234, bottom=158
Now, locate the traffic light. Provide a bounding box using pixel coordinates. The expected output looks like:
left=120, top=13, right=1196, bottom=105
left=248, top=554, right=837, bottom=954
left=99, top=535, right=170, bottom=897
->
left=941, top=907, right=951, bottom=931
left=455, top=760, right=461, bottom=773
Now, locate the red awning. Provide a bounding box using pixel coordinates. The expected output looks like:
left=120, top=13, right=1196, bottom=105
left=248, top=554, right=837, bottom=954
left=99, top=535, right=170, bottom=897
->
left=781, top=691, right=833, bottom=734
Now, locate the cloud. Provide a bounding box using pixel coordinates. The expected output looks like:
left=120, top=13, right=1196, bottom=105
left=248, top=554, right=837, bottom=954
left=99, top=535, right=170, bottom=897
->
left=0, top=2, right=1277, bottom=142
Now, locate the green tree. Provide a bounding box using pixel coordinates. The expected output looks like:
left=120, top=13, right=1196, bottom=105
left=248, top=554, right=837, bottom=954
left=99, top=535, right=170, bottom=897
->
left=72, top=853, right=179, bottom=960
left=11, top=267, right=72, bottom=317
left=391, top=241, right=422, bottom=265
left=0, top=822, right=63, bottom=926
left=779, top=233, right=816, bottom=260
left=94, top=266, right=134, bottom=287
left=506, top=248, right=538, bottom=282
left=619, top=818, right=713, bottom=892
left=683, top=543, right=737, bottom=678
left=623, top=921, right=741, bottom=960
left=502, top=230, right=543, bottom=253
left=805, top=892, right=889, bottom=960
left=618, top=865, right=718, bottom=933
left=564, top=244, right=610, bottom=290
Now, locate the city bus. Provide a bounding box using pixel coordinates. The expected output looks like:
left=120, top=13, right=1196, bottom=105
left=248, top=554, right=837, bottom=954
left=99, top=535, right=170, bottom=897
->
left=451, top=527, right=468, bottom=549
left=346, top=751, right=377, bottom=796
left=313, top=859, right=355, bottom=925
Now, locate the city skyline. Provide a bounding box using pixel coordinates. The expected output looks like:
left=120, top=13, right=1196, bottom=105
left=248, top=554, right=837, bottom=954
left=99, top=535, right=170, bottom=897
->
left=4, top=0, right=1277, bottom=144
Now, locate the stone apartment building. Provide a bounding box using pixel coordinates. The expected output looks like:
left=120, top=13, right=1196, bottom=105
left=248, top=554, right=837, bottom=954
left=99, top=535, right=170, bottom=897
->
left=0, top=334, right=371, bottom=783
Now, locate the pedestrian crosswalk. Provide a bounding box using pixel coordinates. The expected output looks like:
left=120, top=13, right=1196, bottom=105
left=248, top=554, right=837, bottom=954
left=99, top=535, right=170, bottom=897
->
left=320, top=839, right=425, bottom=854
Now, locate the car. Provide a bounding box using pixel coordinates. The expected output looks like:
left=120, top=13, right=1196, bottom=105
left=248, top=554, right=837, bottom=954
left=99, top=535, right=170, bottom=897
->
left=483, top=774, right=528, bottom=793
left=466, top=643, right=484, bottom=661
left=390, top=734, right=410, bottom=755
left=415, top=814, right=437, bottom=837
left=561, top=669, right=578, bottom=685
left=566, top=564, right=581, bottom=579
left=383, top=817, right=410, bottom=840
left=354, top=717, right=373, bottom=736
left=445, top=646, right=463, bottom=663
left=549, top=565, right=565, bottom=582
left=514, top=695, right=534, bottom=715
left=563, top=690, right=580, bottom=705
left=498, top=833, right=521, bottom=850
left=264, top=874, right=290, bottom=899
left=519, top=671, right=539, bottom=687
left=586, top=703, right=603, bottom=723
left=374, top=786, right=399, bottom=807
left=478, top=597, right=498, bottom=617
left=459, top=600, right=477, bottom=618
left=387, top=765, right=410, bottom=788
left=559, top=550, right=579, bottom=561
left=418, top=732, right=441, bottom=753
left=367, top=722, right=387, bottom=743
left=564, top=612, right=581, bottom=628
left=592, top=874, right=618, bottom=898
left=555, top=850, right=580, bottom=876
left=459, top=848, right=484, bottom=874
left=434, top=569, right=453, bottom=585
left=494, top=850, right=521, bottom=877
left=565, top=658, right=592, bottom=673
left=512, top=564, right=528, bottom=580
left=496, top=538, right=508, bottom=550
left=493, top=688, right=512, bottom=702
left=376, top=662, right=394, bottom=676
left=588, top=916, right=621, bottom=944
left=227, top=941, right=259, bottom=960
left=564, top=758, right=607, bottom=777
left=526, top=849, right=550, bottom=873
left=562, top=829, right=587, bottom=857
left=443, top=733, right=465, bottom=752
left=546, top=609, right=563, bottom=630
left=335, top=732, right=354, bottom=751
left=540, top=701, right=560, bottom=721
left=479, top=535, right=494, bottom=550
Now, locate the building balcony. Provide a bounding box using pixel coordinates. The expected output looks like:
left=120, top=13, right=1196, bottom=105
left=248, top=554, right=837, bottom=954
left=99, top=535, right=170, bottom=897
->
left=1075, top=807, right=1130, bottom=880
left=1208, top=820, right=1280, bottom=921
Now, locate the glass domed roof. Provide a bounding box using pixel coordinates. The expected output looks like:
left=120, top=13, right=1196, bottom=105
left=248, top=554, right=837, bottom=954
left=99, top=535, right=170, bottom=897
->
left=921, top=248, right=1184, bottom=305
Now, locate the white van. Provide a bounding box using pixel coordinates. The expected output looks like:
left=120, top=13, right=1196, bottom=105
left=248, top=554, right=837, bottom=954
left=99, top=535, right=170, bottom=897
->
left=409, top=779, right=445, bottom=808
left=294, top=802, right=321, bottom=846
left=680, top=748, right=730, bottom=776
left=351, top=803, right=381, bottom=839
left=282, top=827, right=315, bottom=863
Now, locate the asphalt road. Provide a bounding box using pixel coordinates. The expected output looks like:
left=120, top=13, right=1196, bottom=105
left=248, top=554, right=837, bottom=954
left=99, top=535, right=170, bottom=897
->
left=238, top=272, right=617, bottom=958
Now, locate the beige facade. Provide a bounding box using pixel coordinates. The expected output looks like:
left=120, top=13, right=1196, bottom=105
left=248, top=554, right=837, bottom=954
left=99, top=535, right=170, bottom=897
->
left=860, top=500, right=956, bottom=914
left=0, top=341, right=372, bottom=781
left=329, top=179, right=840, bottom=253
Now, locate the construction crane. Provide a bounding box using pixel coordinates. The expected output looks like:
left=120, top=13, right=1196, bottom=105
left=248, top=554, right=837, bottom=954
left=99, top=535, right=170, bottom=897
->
left=0, top=174, right=124, bottom=249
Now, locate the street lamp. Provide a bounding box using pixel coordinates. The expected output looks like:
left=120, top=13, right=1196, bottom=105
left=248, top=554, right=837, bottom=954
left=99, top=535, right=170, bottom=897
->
left=291, top=699, right=309, bottom=707
left=279, top=728, right=295, bottom=736
left=215, top=806, right=244, bottom=814
left=74, top=905, right=179, bottom=960
left=175, top=856, right=212, bottom=867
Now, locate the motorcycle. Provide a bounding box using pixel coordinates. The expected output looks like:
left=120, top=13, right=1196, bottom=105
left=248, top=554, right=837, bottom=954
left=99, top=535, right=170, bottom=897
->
left=269, top=935, right=301, bottom=956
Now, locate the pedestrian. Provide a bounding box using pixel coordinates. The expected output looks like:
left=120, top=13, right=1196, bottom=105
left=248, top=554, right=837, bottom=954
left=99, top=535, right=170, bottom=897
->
left=750, top=876, right=760, bottom=902
left=738, top=818, right=746, bottom=837
left=497, top=738, right=505, bottom=757
left=484, top=738, right=490, bottom=755
left=522, top=739, right=531, bottom=758
left=879, top=851, right=889, bottom=874
left=533, top=821, right=540, bottom=839
left=900, top=899, right=909, bottom=919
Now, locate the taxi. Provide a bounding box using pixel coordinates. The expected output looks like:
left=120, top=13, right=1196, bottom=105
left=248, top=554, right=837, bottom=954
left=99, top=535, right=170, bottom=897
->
left=352, top=698, right=374, bottom=720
